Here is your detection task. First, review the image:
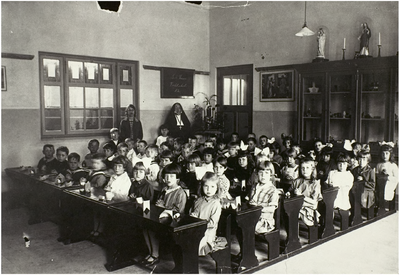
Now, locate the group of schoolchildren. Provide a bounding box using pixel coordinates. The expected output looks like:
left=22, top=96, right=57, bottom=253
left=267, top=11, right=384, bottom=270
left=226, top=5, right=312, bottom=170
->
left=36, top=124, right=398, bottom=266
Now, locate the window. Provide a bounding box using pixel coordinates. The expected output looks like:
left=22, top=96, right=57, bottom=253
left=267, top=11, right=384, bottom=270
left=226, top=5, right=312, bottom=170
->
left=39, top=52, right=138, bottom=137
left=223, top=75, right=248, bottom=105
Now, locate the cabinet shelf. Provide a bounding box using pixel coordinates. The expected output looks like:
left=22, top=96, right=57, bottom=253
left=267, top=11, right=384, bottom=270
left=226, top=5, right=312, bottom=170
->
left=304, top=92, right=321, bottom=95
left=304, top=117, right=322, bottom=119
left=361, top=118, right=385, bottom=121
left=331, top=91, right=351, bottom=95
left=361, top=90, right=385, bottom=94
left=330, top=117, right=351, bottom=120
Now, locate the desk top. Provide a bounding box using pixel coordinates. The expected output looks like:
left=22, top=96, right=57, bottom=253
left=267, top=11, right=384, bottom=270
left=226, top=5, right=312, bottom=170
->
left=65, top=188, right=129, bottom=206
left=109, top=201, right=208, bottom=233
left=5, top=167, right=81, bottom=190
left=222, top=203, right=262, bottom=216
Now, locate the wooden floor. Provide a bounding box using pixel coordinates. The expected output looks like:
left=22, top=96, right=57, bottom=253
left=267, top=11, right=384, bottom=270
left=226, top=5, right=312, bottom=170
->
left=2, top=198, right=398, bottom=274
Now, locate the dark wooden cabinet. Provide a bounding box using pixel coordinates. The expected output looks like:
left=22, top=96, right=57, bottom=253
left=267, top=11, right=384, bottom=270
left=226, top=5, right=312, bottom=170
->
left=256, top=56, right=398, bottom=145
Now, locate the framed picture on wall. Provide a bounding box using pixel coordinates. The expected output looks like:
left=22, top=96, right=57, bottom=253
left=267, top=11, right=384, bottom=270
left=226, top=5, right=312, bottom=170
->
left=260, top=70, right=294, bottom=101
left=2, top=66, right=7, bottom=91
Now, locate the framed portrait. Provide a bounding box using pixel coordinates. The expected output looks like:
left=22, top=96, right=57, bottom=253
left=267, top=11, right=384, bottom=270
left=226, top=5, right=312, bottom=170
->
left=260, top=70, right=294, bottom=101
left=2, top=66, right=7, bottom=91
left=161, top=67, right=194, bottom=98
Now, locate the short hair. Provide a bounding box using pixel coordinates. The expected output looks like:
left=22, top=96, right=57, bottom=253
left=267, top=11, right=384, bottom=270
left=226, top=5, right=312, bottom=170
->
left=68, top=152, right=81, bottom=162
left=133, top=161, right=146, bottom=171
left=285, top=148, right=297, bottom=158
left=228, top=142, right=239, bottom=149
left=321, top=146, right=333, bottom=156
left=352, top=142, right=362, bottom=149
left=117, top=142, right=129, bottom=149
left=160, top=124, right=169, bottom=130
left=160, top=141, right=172, bottom=150
left=160, top=149, right=174, bottom=161
left=89, top=139, right=99, bottom=146
left=162, top=163, right=182, bottom=179
left=174, top=137, right=184, bottom=146
left=199, top=172, right=220, bottom=197
left=124, top=138, right=135, bottom=145
left=314, top=138, right=323, bottom=146
left=42, top=144, right=54, bottom=151
left=205, top=139, right=214, bottom=144
left=103, top=141, right=117, bottom=153
left=336, top=152, right=350, bottom=163
left=231, top=132, right=239, bottom=137
left=259, top=135, right=267, bottom=140
left=203, top=147, right=215, bottom=156
left=138, top=140, right=148, bottom=147
left=56, top=146, right=69, bottom=156
left=112, top=155, right=129, bottom=169
left=357, top=149, right=371, bottom=161
left=247, top=137, right=257, bottom=144
left=146, top=144, right=159, bottom=154
left=92, top=153, right=106, bottom=161
left=256, top=160, right=275, bottom=174
left=300, top=157, right=317, bottom=180
left=213, top=156, right=227, bottom=168
left=110, top=127, right=119, bottom=133
left=187, top=153, right=202, bottom=166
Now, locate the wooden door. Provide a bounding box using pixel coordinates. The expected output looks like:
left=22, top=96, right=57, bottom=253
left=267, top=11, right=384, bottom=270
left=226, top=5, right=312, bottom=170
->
left=217, top=64, right=253, bottom=141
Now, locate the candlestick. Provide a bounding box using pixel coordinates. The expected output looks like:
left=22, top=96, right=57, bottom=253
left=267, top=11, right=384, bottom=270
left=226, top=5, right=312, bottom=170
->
left=342, top=48, right=346, bottom=60
left=378, top=32, right=381, bottom=46
left=343, top=38, right=346, bottom=50
left=378, top=45, right=381, bottom=57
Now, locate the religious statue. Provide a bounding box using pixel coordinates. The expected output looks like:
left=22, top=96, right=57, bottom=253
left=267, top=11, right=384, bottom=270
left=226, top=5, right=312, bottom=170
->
left=313, top=28, right=328, bottom=62
left=317, top=28, right=326, bottom=58
left=358, top=22, right=371, bottom=56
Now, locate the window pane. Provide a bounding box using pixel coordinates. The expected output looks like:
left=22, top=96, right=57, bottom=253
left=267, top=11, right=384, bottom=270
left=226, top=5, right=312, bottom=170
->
left=100, top=88, right=113, bottom=108
left=223, top=75, right=247, bottom=106
left=70, top=109, right=84, bottom=131
left=85, top=87, right=99, bottom=108
left=223, top=77, right=231, bottom=105
left=86, top=109, right=99, bottom=129
left=120, top=89, right=133, bottom=107
left=43, top=59, right=60, bottom=81
left=69, top=87, right=84, bottom=108
left=101, top=118, right=113, bottom=129
left=85, top=62, right=98, bottom=82
left=44, top=86, right=61, bottom=108
left=68, top=61, right=83, bottom=80
left=44, top=108, right=61, bottom=131
left=101, top=109, right=113, bottom=116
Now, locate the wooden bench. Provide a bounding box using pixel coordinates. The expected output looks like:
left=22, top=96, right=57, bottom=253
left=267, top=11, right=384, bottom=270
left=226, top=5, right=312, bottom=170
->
left=210, top=213, right=232, bottom=274
left=283, top=195, right=304, bottom=253
left=321, top=186, right=339, bottom=238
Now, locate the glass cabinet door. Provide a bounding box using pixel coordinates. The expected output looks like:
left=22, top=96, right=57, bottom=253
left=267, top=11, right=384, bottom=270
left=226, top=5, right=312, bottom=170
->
left=328, top=73, right=356, bottom=141
left=301, top=74, right=325, bottom=141
left=359, top=70, right=390, bottom=143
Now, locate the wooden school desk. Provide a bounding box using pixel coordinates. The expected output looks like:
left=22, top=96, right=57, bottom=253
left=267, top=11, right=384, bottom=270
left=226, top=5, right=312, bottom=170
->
left=60, top=188, right=207, bottom=273
left=5, top=167, right=81, bottom=224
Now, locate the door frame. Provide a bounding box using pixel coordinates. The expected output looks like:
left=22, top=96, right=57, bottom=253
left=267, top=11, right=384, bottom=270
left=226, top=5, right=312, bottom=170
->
left=216, top=64, right=253, bottom=139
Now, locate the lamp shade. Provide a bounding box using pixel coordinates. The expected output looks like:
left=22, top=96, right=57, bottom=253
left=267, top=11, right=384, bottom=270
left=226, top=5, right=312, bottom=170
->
left=295, top=24, right=315, bottom=36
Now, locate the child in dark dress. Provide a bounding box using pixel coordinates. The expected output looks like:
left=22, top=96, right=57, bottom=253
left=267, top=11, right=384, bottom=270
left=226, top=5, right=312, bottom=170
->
left=129, top=162, right=154, bottom=201
left=37, top=144, right=58, bottom=175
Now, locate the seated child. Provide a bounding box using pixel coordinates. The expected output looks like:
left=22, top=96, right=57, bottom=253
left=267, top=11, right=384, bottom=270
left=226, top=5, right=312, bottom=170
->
left=53, top=146, right=70, bottom=174
left=231, top=150, right=255, bottom=197
left=159, top=141, right=172, bottom=155
left=117, top=142, right=133, bottom=177
left=136, top=140, right=148, bottom=160
left=326, top=153, right=353, bottom=211
left=177, top=143, right=193, bottom=169
left=157, top=150, right=174, bottom=192
left=229, top=132, right=240, bottom=144
left=259, top=135, right=268, bottom=149
left=202, top=147, right=215, bottom=172
left=173, top=137, right=184, bottom=159
left=142, top=163, right=187, bottom=266
left=245, top=137, right=258, bottom=163
left=103, top=141, right=117, bottom=172
left=82, top=139, right=99, bottom=168
left=190, top=172, right=222, bottom=256
left=215, top=138, right=228, bottom=158
left=156, top=124, right=169, bottom=147
left=86, top=153, right=108, bottom=188
left=376, top=143, right=398, bottom=201
left=213, top=156, right=233, bottom=208
left=225, top=142, right=239, bottom=180
left=287, top=158, right=323, bottom=226
left=350, top=142, right=362, bottom=159
left=142, top=145, right=160, bottom=189
left=167, top=136, right=175, bottom=149
left=316, top=146, right=337, bottom=185
left=280, top=134, right=293, bottom=159
left=204, top=139, right=214, bottom=149
left=249, top=161, right=280, bottom=234
left=125, top=138, right=137, bottom=165
left=189, top=135, right=198, bottom=151
left=280, top=148, right=299, bottom=193
left=352, top=149, right=376, bottom=209
left=110, top=128, right=119, bottom=146
left=104, top=156, right=131, bottom=202
left=129, top=162, right=154, bottom=201
left=269, top=142, right=283, bottom=165
left=37, top=144, right=58, bottom=175
left=313, top=139, right=324, bottom=162
left=64, top=153, right=89, bottom=185
left=181, top=153, right=202, bottom=197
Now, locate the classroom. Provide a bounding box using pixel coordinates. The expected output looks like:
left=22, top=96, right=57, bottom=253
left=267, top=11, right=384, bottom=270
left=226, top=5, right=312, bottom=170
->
left=1, top=1, right=399, bottom=274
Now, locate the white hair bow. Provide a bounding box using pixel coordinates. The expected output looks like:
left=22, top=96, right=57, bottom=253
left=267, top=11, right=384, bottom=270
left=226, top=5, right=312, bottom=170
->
left=254, top=147, right=270, bottom=156
left=267, top=137, right=275, bottom=144
left=379, top=141, right=395, bottom=148
left=240, top=140, right=248, bottom=151
left=343, top=139, right=356, bottom=151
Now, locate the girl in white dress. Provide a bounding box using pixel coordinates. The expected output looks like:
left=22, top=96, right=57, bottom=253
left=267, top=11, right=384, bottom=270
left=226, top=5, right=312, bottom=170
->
left=376, top=144, right=398, bottom=201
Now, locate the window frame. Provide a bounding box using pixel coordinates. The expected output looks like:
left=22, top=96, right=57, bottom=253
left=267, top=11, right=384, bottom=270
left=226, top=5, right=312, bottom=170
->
left=39, top=52, right=139, bottom=138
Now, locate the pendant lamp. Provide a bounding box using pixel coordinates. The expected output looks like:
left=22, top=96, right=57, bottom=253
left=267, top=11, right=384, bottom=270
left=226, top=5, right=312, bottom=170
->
left=295, top=2, right=315, bottom=37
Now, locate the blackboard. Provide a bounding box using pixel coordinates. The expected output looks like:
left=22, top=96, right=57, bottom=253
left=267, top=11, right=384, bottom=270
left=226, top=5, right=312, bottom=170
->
left=161, top=67, right=194, bottom=98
